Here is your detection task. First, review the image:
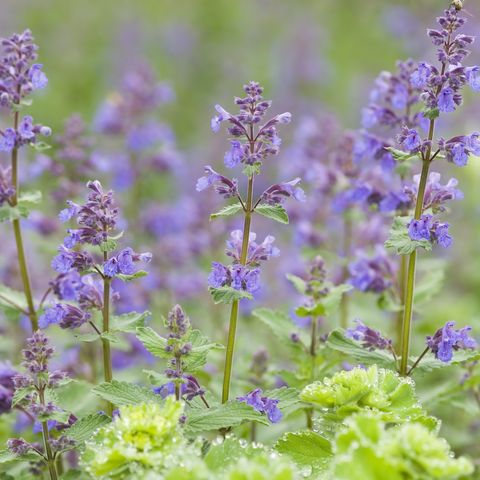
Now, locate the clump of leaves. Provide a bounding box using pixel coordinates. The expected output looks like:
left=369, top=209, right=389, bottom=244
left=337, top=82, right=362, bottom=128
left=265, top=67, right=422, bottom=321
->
left=331, top=413, right=474, bottom=480
left=300, top=365, right=434, bottom=427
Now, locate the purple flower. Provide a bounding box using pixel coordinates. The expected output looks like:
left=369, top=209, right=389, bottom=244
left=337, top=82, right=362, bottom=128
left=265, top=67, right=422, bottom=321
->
left=208, top=262, right=231, bottom=288
left=18, top=116, right=35, bottom=140
left=50, top=272, right=82, bottom=301
left=102, top=247, right=152, bottom=278
left=224, top=140, right=245, bottom=168
left=211, top=104, right=232, bottom=133
left=196, top=166, right=238, bottom=198
left=0, top=165, right=15, bottom=206
left=237, top=388, right=282, bottom=423
left=426, top=321, right=477, bottom=362
left=431, top=222, right=452, bottom=248
left=226, top=231, right=280, bottom=265
left=29, top=64, right=48, bottom=90
left=346, top=320, right=392, bottom=351
left=408, top=214, right=432, bottom=241
left=465, top=66, right=480, bottom=91
left=0, top=362, right=17, bottom=414
left=0, top=129, right=16, bottom=152
left=410, top=62, right=431, bottom=88
left=58, top=201, right=79, bottom=222
left=51, top=246, right=93, bottom=274
left=261, top=178, right=306, bottom=205
left=348, top=250, right=394, bottom=293
left=397, top=126, right=421, bottom=152
left=39, top=303, right=91, bottom=329
left=437, top=87, right=456, bottom=113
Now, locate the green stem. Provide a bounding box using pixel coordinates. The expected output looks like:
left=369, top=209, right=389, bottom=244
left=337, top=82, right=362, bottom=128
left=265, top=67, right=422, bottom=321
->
left=340, top=214, right=351, bottom=328
left=101, top=254, right=113, bottom=414
left=10, top=108, right=38, bottom=331
left=399, top=138, right=434, bottom=376
left=305, top=317, right=318, bottom=430
left=395, top=254, right=407, bottom=350
left=221, top=175, right=254, bottom=403
left=39, top=390, right=58, bottom=480
left=406, top=346, right=429, bottom=376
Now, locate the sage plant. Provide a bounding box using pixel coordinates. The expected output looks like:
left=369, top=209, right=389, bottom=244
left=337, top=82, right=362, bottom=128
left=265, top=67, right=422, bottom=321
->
left=389, top=4, right=480, bottom=375
left=0, top=30, right=52, bottom=331
left=198, top=81, right=303, bottom=402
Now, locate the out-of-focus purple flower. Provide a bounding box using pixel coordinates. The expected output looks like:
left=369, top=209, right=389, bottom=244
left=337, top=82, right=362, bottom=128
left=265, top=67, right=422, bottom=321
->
left=466, top=66, right=480, bottom=91
left=226, top=230, right=280, bottom=266
left=426, top=321, right=477, bottom=362
left=29, top=63, right=48, bottom=89
left=224, top=140, right=245, bottom=168
left=398, top=127, right=421, bottom=152
left=0, top=362, right=17, bottom=415
left=346, top=320, right=393, bottom=350
left=237, top=388, right=282, bottom=423
left=410, top=62, right=431, bottom=88
left=437, top=87, right=456, bottom=113
left=0, top=166, right=15, bottom=205
left=0, top=129, right=16, bottom=152
left=348, top=249, right=394, bottom=293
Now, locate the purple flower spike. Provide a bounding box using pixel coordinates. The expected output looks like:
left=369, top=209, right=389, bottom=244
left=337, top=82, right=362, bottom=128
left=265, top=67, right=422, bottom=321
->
left=426, top=321, right=477, bottom=362
left=224, top=140, right=245, bottom=168
left=0, top=129, right=16, bottom=152
left=237, top=388, right=282, bottom=423
left=466, top=66, right=480, bottom=91
left=408, top=214, right=432, bottom=241
left=437, top=87, right=456, bottom=113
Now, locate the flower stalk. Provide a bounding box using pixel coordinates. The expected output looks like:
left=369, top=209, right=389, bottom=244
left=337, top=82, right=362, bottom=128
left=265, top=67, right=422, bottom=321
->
left=101, top=251, right=113, bottom=415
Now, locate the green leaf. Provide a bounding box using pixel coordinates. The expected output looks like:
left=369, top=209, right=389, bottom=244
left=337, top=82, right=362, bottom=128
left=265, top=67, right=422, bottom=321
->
left=210, top=203, right=243, bottom=220
left=0, top=284, right=28, bottom=313
left=18, top=191, right=42, bottom=204
left=136, top=327, right=170, bottom=358
left=111, top=310, right=151, bottom=333
left=99, top=239, right=117, bottom=253
left=185, top=401, right=269, bottom=434
left=204, top=437, right=265, bottom=472
left=385, top=216, right=432, bottom=255
left=63, top=413, right=111, bottom=444
left=322, top=284, right=352, bottom=315
left=412, top=349, right=480, bottom=375
left=31, top=141, right=51, bottom=152
left=414, top=262, right=445, bottom=307
left=0, top=191, right=42, bottom=223
left=92, top=380, right=160, bottom=406
left=326, top=329, right=396, bottom=369
left=286, top=273, right=307, bottom=294
left=117, top=270, right=148, bottom=282
left=242, top=163, right=261, bottom=177
left=263, top=387, right=302, bottom=417
left=423, top=107, right=440, bottom=120
left=11, top=387, right=32, bottom=408
left=385, top=147, right=420, bottom=163
left=0, top=449, right=40, bottom=465
left=252, top=308, right=305, bottom=346
left=75, top=332, right=101, bottom=343
left=295, top=303, right=326, bottom=317
left=255, top=203, right=289, bottom=224
left=209, top=286, right=252, bottom=304
left=276, top=431, right=332, bottom=475
left=182, top=329, right=224, bottom=372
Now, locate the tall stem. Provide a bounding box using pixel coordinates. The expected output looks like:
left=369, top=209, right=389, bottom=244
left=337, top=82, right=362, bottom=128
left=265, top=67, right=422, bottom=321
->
left=306, top=316, right=318, bottom=430
left=10, top=109, right=38, bottom=331
left=39, top=390, right=58, bottom=480
left=399, top=129, right=435, bottom=375
left=340, top=214, right=351, bottom=328
left=221, top=175, right=254, bottom=403
left=395, top=254, right=407, bottom=350
left=101, top=251, right=113, bottom=414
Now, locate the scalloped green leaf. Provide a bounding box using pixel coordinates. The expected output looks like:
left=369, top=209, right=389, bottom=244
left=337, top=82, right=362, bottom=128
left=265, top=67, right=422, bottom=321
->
left=210, top=202, right=243, bottom=220
left=209, top=286, right=253, bottom=304
left=255, top=203, right=289, bottom=224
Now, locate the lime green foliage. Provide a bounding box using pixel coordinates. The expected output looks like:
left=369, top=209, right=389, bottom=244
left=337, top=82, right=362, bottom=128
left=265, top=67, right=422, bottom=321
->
left=332, top=414, right=474, bottom=480
left=300, top=366, right=434, bottom=426
left=222, top=453, right=300, bottom=480
left=81, top=399, right=198, bottom=479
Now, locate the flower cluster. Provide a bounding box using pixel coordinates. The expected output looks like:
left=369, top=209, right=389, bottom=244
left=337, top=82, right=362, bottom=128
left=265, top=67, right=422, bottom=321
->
left=8, top=332, right=73, bottom=459
left=211, top=81, right=291, bottom=169
left=0, top=361, right=17, bottom=415
left=0, top=165, right=15, bottom=206
left=426, top=321, right=477, bottom=362
left=408, top=214, right=452, bottom=248
left=0, top=30, right=51, bottom=151
left=237, top=388, right=282, bottom=423
left=208, top=231, right=279, bottom=295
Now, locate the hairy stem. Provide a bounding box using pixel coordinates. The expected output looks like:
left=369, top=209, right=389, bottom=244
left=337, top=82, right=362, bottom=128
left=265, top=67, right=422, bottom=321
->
left=222, top=175, right=254, bottom=403
left=101, top=251, right=113, bottom=414
left=340, top=214, right=352, bottom=328
left=395, top=254, right=407, bottom=350
left=10, top=108, right=38, bottom=331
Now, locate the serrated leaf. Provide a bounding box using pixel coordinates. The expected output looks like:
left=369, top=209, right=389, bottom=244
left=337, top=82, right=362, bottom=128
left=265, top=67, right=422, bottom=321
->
left=295, top=303, right=326, bottom=317
left=99, top=239, right=117, bottom=253
left=412, top=349, right=480, bottom=375
left=143, top=369, right=170, bottom=386
left=63, top=413, right=110, bottom=444
left=0, top=449, right=40, bottom=465
left=183, top=329, right=224, bottom=372
left=11, top=387, right=32, bottom=408
left=185, top=401, right=269, bottom=434
left=204, top=437, right=266, bottom=472
left=255, top=203, right=289, bottom=224
left=252, top=308, right=304, bottom=346
left=0, top=204, right=29, bottom=222
left=117, top=270, right=148, bottom=282
left=74, top=332, right=101, bottom=343
left=209, top=286, right=252, bottom=304
left=111, top=311, right=150, bottom=333
left=210, top=203, right=243, bottom=220
left=286, top=273, right=307, bottom=294
left=136, top=327, right=170, bottom=358
left=92, top=380, right=160, bottom=406
left=385, top=147, right=420, bottom=163
left=385, top=216, right=432, bottom=255
left=263, top=387, right=302, bottom=417
left=326, top=329, right=396, bottom=369
left=0, top=284, right=28, bottom=312
left=276, top=431, right=332, bottom=475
